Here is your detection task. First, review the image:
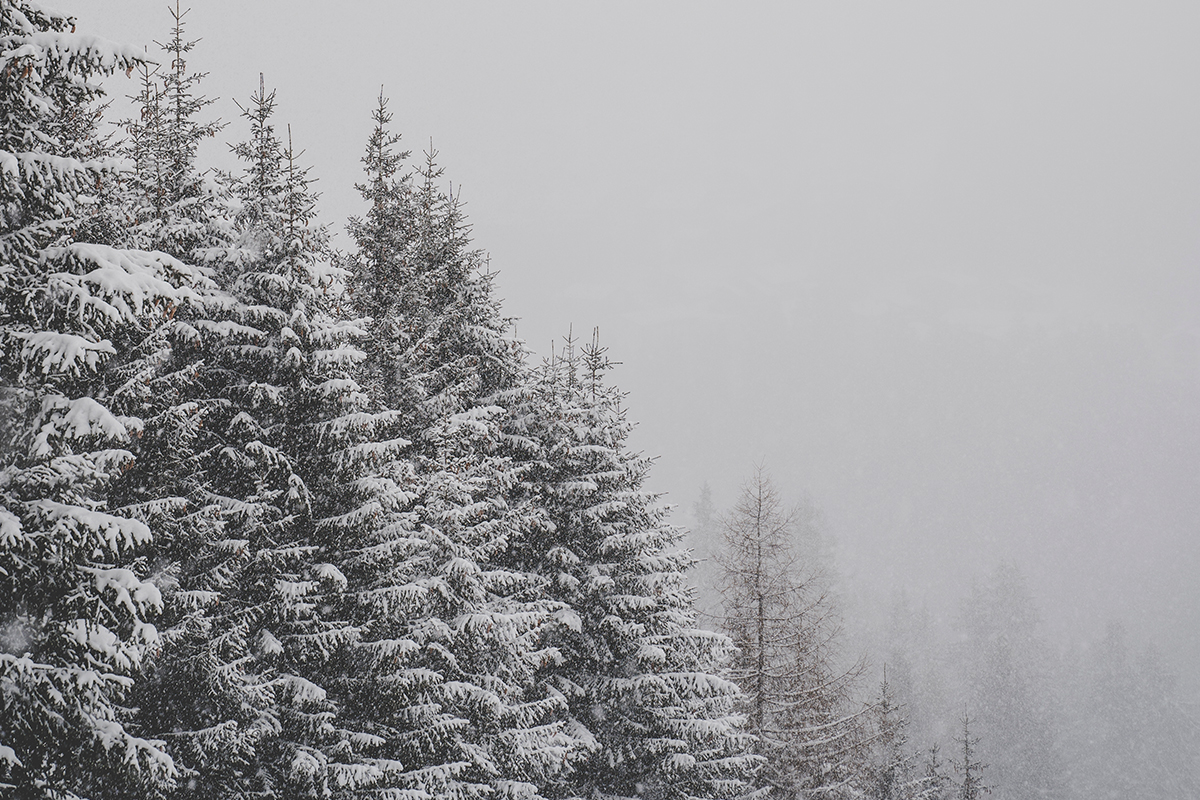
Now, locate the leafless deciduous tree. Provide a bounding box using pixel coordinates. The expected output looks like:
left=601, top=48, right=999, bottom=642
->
left=715, top=466, right=866, bottom=798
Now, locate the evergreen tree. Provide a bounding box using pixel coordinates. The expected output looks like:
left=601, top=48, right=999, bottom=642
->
left=95, top=11, right=261, bottom=796
left=951, top=716, right=987, bottom=800
left=49, top=78, right=124, bottom=249
left=134, top=77, right=377, bottom=798
left=714, top=467, right=863, bottom=799
left=218, top=77, right=375, bottom=796
left=506, top=331, right=758, bottom=800
left=957, top=565, right=1058, bottom=800
left=868, top=672, right=919, bottom=800
left=118, top=1, right=231, bottom=260
left=919, top=745, right=951, bottom=800
left=343, top=89, right=411, bottom=408
left=335, top=96, right=575, bottom=800
left=0, top=1, right=208, bottom=794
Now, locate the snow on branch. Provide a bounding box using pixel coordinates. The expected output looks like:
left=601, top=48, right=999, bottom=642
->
left=14, top=330, right=115, bottom=376
left=28, top=499, right=152, bottom=551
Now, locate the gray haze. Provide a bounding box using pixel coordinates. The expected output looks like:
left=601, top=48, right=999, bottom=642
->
left=60, top=1, right=1200, bottom=690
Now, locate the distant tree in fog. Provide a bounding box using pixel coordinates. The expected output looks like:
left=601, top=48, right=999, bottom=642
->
left=866, top=672, right=954, bottom=800
left=883, top=591, right=950, bottom=753
left=957, top=564, right=1059, bottom=800
left=952, top=715, right=988, bottom=800
left=1064, top=622, right=1200, bottom=800
left=1134, top=644, right=1200, bottom=797
left=694, top=482, right=716, bottom=531
left=920, top=744, right=952, bottom=800
left=715, top=467, right=865, bottom=798
left=866, top=673, right=916, bottom=799
left=688, top=482, right=723, bottom=621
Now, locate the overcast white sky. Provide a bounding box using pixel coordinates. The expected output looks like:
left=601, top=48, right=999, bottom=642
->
left=59, top=1, right=1200, bottom=688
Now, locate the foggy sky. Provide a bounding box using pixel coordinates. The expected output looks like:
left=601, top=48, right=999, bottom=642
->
left=58, top=1, right=1200, bottom=690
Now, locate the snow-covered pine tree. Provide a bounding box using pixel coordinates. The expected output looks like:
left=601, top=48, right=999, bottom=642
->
left=117, top=1, right=232, bottom=260
left=0, top=1, right=215, bottom=795
left=150, top=77, right=376, bottom=797
left=505, top=331, right=758, bottom=800
left=343, top=90, right=411, bottom=409
left=45, top=66, right=124, bottom=250
left=118, top=62, right=167, bottom=242
left=919, top=745, right=951, bottom=800
left=866, top=671, right=930, bottom=800
left=951, top=716, right=987, bottom=800
left=69, top=9, right=281, bottom=796
left=99, top=4, right=234, bottom=579
left=714, top=467, right=865, bottom=799
left=335, top=96, right=577, bottom=800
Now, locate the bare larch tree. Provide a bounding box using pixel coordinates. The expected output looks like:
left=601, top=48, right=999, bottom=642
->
left=716, top=466, right=866, bottom=799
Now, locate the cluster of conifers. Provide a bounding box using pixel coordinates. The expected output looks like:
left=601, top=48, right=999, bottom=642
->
left=0, top=3, right=987, bottom=799
left=0, top=2, right=758, bottom=797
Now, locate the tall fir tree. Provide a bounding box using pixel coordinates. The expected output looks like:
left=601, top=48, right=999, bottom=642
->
left=505, top=331, right=758, bottom=800
left=343, top=89, right=411, bottom=408
left=868, top=673, right=914, bottom=800
left=135, top=77, right=378, bottom=797
left=331, top=94, right=574, bottom=800
left=919, top=745, right=951, bottom=800
left=118, top=1, right=231, bottom=260
left=866, top=671, right=946, bottom=800
left=880, top=591, right=948, bottom=756
left=0, top=1, right=217, bottom=795
left=94, top=9, right=272, bottom=797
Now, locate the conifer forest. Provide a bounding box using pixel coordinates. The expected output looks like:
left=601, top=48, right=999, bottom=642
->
left=2, top=2, right=1198, bottom=799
